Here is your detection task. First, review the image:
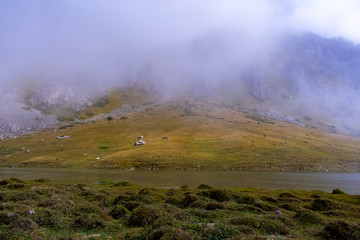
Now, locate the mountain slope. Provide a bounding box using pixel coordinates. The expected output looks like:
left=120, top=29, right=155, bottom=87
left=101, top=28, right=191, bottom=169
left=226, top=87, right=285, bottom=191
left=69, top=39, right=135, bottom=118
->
left=1, top=97, right=359, bottom=171
left=1, top=32, right=360, bottom=138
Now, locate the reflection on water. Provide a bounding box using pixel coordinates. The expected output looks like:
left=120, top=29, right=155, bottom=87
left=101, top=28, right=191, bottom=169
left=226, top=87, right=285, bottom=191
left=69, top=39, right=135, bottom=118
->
left=0, top=168, right=359, bottom=194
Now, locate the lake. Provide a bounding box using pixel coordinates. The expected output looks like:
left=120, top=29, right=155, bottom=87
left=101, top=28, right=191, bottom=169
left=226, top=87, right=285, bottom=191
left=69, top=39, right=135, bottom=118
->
left=1, top=168, right=359, bottom=194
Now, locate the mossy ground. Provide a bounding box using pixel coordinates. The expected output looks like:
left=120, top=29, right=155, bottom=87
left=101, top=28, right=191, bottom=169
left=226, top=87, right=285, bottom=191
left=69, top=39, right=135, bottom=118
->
left=0, top=178, right=359, bottom=239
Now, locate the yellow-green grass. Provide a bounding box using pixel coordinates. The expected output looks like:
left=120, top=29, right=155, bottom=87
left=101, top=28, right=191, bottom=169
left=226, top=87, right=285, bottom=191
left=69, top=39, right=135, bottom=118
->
left=1, top=99, right=360, bottom=171
left=77, top=87, right=157, bottom=120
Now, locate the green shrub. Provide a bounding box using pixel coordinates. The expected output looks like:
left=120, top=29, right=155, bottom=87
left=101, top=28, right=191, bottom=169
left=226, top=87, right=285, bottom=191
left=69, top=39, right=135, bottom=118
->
left=0, top=180, right=9, bottom=185
left=238, top=204, right=265, bottom=214
left=206, top=202, right=224, bottom=210
left=58, top=237, right=75, bottom=240
left=110, top=205, right=128, bottom=219
left=229, top=216, right=258, bottom=227
left=165, top=197, right=182, bottom=206
left=93, top=97, right=109, bottom=108
left=332, top=189, right=345, bottom=194
left=196, top=223, right=238, bottom=240
left=229, top=216, right=290, bottom=235
left=322, top=210, right=346, bottom=217
left=191, top=209, right=217, bottom=219
left=57, top=116, right=67, bottom=122
left=59, top=124, right=75, bottom=129
left=112, top=181, right=132, bottom=187
left=234, top=194, right=256, bottom=205
left=5, top=191, right=39, bottom=202
left=149, top=226, right=193, bottom=240
left=294, top=209, right=323, bottom=225
left=73, top=213, right=105, bottom=230
left=9, top=177, right=25, bottom=183
left=107, top=116, right=113, bottom=121
left=32, top=208, right=66, bottom=229
left=98, top=179, right=114, bottom=185
left=139, top=188, right=157, bottom=195
left=128, top=205, right=165, bottom=227
left=199, top=189, right=231, bottom=202
left=122, top=201, right=142, bottom=211
left=166, top=188, right=177, bottom=196
left=260, top=196, right=277, bottom=203
left=197, top=184, right=212, bottom=190
left=8, top=215, right=38, bottom=231
left=254, top=202, right=276, bottom=212
left=75, top=203, right=101, bottom=214
left=162, top=204, right=187, bottom=221
left=33, top=178, right=50, bottom=183
left=0, top=211, right=16, bottom=225
left=182, top=194, right=199, bottom=207
left=321, top=220, right=360, bottom=240
left=189, top=200, right=208, bottom=209
left=7, top=183, right=25, bottom=189
left=258, top=218, right=290, bottom=235
left=278, top=203, right=298, bottom=212
left=309, top=199, right=335, bottom=211
left=278, top=192, right=297, bottom=198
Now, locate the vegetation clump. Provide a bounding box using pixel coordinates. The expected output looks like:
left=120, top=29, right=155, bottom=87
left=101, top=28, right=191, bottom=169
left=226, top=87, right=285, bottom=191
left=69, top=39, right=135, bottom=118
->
left=110, top=205, right=128, bottom=219
left=0, top=178, right=359, bottom=239
left=128, top=205, right=165, bottom=227
left=294, top=209, right=324, bottom=225
left=278, top=192, right=297, bottom=198
left=198, top=188, right=231, bottom=202
left=111, top=181, right=132, bottom=187
left=93, top=96, right=110, bottom=108
left=332, top=188, right=345, bottom=194
left=73, top=213, right=105, bottom=230
left=182, top=194, right=199, bottom=207
left=197, top=184, right=212, bottom=190
left=308, top=198, right=335, bottom=211
left=234, top=193, right=257, bottom=205
left=320, top=220, right=360, bottom=240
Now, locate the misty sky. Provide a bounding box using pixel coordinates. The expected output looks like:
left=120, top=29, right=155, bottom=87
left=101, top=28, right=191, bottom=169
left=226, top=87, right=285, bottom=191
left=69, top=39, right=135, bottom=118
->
left=1, top=0, right=360, bottom=92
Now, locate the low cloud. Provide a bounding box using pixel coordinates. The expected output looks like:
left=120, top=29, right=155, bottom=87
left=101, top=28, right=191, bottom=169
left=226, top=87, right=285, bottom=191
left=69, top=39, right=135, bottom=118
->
left=1, top=0, right=360, bottom=134
left=1, top=0, right=359, bottom=92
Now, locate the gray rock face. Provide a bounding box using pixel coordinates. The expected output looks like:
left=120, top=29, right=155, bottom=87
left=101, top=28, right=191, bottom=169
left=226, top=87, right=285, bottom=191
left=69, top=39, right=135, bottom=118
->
left=282, top=62, right=314, bottom=94
left=0, top=93, right=59, bottom=139
left=25, top=83, right=94, bottom=112
left=25, top=83, right=73, bottom=110
left=258, top=110, right=305, bottom=127
left=245, top=69, right=271, bottom=102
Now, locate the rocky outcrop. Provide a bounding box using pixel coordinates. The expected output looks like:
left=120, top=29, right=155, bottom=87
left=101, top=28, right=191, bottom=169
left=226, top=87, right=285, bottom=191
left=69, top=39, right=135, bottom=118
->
left=25, top=83, right=94, bottom=112
left=0, top=93, right=58, bottom=140
left=134, top=136, right=146, bottom=146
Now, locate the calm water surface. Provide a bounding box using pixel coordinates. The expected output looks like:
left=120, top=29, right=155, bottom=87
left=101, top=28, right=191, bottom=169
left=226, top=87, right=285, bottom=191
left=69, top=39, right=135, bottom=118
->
left=1, top=168, right=359, bottom=194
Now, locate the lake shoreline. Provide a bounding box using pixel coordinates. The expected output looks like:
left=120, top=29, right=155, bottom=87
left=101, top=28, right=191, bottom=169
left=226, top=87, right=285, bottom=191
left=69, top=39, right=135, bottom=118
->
left=1, top=167, right=360, bottom=195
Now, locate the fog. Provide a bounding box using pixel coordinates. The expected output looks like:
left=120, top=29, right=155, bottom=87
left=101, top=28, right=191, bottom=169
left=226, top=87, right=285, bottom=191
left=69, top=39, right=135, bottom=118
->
left=1, top=0, right=359, bottom=91
left=1, top=0, right=360, bottom=134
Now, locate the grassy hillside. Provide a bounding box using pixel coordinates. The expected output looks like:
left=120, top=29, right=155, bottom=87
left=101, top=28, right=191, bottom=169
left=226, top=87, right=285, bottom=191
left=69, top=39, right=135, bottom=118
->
left=0, top=178, right=359, bottom=239
left=1, top=91, right=360, bottom=171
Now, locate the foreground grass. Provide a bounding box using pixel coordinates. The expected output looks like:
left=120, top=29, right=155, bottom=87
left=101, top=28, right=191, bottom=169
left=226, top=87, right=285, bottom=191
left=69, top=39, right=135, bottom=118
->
left=0, top=178, right=359, bottom=239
